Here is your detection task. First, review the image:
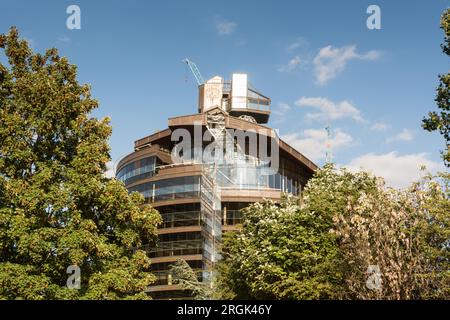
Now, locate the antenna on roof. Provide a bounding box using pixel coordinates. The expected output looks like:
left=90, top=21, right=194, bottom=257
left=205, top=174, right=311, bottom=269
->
left=325, top=124, right=333, bottom=164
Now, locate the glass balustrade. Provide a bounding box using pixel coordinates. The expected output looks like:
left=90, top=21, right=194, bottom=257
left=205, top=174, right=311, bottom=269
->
left=128, top=176, right=201, bottom=203
left=160, top=211, right=202, bottom=228
left=144, top=239, right=203, bottom=258
left=152, top=269, right=203, bottom=286
left=117, top=156, right=157, bottom=185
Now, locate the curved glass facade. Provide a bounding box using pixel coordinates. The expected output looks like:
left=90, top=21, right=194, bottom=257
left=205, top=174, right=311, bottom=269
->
left=160, top=211, right=201, bottom=228
left=121, top=159, right=301, bottom=197
left=158, top=203, right=202, bottom=228
left=145, top=232, right=203, bottom=257
left=176, top=147, right=303, bottom=195
left=212, top=161, right=301, bottom=195
left=147, top=239, right=203, bottom=257
left=117, top=156, right=162, bottom=185
left=128, top=176, right=201, bottom=202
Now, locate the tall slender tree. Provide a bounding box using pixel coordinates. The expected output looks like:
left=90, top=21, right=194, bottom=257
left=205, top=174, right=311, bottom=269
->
left=422, top=9, right=450, bottom=166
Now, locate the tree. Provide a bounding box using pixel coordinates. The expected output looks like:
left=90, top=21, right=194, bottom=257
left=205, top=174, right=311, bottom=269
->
left=0, top=27, right=161, bottom=299
left=215, top=194, right=342, bottom=300
left=217, top=166, right=450, bottom=300
left=422, top=9, right=450, bottom=166
left=307, top=167, right=449, bottom=299
left=169, top=259, right=212, bottom=300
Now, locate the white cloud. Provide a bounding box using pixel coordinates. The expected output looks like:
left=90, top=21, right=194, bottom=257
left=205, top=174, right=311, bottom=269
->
left=272, top=102, right=292, bottom=122
left=344, top=152, right=443, bottom=188
left=282, top=128, right=353, bottom=162
left=273, top=102, right=292, bottom=115
left=313, top=45, right=381, bottom=85
left=278, top=56, right=303, bottom=72
left=57, top=35, right=71, bottom=43
left=386, top=128, right=413, bottom=143
left=104, top=161, right=115, bottom=178
left=295, top=96, right=365, bottom=123
left=215, top=19, right=237, bottom=35
left=370, top=122, right=388, bottom=132
left=286, top=37, right=308, bottom=51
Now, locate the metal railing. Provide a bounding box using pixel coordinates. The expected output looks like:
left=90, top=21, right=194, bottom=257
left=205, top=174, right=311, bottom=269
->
left=160, top=211, right=202, bottom=228
left=152, top=269, right=203, bottom=286
left=144, top=240, right=203, bottom=258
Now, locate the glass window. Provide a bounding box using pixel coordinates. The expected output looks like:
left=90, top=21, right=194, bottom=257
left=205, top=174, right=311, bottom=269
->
left=117, top=156, right=157, bottom=185
left=128, top=175, right=201, bottom=202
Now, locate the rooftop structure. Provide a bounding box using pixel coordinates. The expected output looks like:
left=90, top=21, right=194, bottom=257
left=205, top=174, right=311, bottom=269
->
left=198, top=73, right=271, bottom=123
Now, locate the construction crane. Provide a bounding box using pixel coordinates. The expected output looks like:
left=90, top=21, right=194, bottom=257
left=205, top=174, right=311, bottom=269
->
left=183, top=58, right=205, bottom=86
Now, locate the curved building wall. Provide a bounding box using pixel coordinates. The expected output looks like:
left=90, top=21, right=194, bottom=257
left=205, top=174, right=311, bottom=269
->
left=117, top=111, right=317, bottom=299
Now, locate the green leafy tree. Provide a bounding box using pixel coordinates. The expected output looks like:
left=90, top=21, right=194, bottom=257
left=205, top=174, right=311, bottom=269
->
left=215, top=194, right=342, bottom=300
left=217, top=166, right=449, bottom=300
left=423, top=9, right=450, bottom=166
left=0, top=27, right=161, bottom=300
left=307, top=167, right=449, bottom=299
left=169, top=259, right=212, bottom=300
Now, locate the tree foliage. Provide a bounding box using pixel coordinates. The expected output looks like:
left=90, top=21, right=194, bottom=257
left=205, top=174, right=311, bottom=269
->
left=0, top=27, right=161, bottom=299
left=170, top=259, right=212, bottom=300
left=215, top=193, right=342, bottom=300
left=217, top=166, right=450, bottom=300
left=309, top=167, right=449, bottom=299
left=422, top=8, right=450, bottom=166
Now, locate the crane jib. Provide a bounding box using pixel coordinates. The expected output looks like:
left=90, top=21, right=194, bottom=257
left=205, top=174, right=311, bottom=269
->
left=183, top=58, right=205, bottom=86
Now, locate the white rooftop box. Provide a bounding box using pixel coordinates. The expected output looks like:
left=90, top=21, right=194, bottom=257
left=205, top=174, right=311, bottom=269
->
left=231, top=73, right=248, bottom=110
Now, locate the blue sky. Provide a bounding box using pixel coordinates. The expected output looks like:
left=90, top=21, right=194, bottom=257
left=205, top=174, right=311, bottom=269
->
left=1, top=0, right=449, bottom=187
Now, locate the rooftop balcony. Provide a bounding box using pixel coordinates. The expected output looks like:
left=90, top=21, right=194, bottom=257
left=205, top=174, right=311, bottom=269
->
left=199, top=75, right=271, bottom=124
